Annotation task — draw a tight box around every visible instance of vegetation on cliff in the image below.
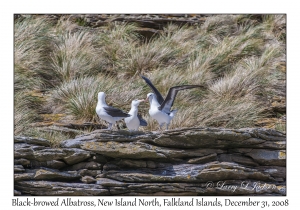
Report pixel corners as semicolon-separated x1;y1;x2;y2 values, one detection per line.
14;14;286;147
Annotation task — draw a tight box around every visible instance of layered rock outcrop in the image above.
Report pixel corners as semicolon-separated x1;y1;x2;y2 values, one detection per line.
14;127;286;196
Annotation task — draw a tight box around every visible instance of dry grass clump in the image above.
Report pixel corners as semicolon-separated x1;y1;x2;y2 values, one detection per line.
14;16;52;91
97;22;141;76
14;91;43;134
14;14;286;137
14;16;52;135
48;76;114;121
25;128;74;148
48;75;143;122
262;15;286;42
48;28;101;86
170;97;266;129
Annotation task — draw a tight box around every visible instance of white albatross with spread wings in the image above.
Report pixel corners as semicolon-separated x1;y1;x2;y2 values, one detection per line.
141;75;204;130
125;99;147;131
96;92;131;130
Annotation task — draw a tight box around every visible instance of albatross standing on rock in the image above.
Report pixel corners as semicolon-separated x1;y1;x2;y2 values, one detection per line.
141;75;204;130
125;99;147;131
96;92;130;130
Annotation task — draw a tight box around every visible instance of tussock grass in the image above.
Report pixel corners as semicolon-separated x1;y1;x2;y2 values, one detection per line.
49;76;114;121
97;22;141;76
262;15;286;42
14;91;43;135
48;30;101;85
123;40;180;77
48;75;143;122
14;16;52;91
170;97;266;129
14;14;286;137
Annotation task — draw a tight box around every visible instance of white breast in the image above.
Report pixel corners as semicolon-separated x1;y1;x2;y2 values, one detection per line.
149;106;171;125
125;116;140;130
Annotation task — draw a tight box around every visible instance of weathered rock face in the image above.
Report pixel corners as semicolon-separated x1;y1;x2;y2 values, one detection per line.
14;127;286;196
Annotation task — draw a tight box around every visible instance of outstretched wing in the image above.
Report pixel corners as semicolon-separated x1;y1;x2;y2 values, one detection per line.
159;85;204;114
103;107;131;117
140;75;164;105
138;114;147;126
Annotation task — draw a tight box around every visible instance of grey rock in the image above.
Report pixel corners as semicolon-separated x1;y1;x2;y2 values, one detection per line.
104;162;273;183
78;169;101;177
81;141;167;159
14;190;22;196
14;136;50;146
14;143;46;160
66;161;101;171
60;129;155;148
14;165;25;173
14;127;286;196
218;154;259;166
88;154;108;163
15;173;35;181
113;159;147;168
232;149;286;166
96;174;106;178
62;148;91;165
81;176;97;183
46;160;67;169
259;141;286;149
64;127;285;150
146;161;157;168
94;178;285;196
81;140;225;160
14;158;30;166
188;153;218;164
33;168;80;181
256;166;286;179
29;160;67;169
97;178;127;187
15;181;110;196
14;144;90;165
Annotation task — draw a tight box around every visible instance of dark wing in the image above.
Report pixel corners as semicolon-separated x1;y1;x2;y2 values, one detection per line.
103;106;131;117
138;114;147;126
158;85;204;114
140;75;164;105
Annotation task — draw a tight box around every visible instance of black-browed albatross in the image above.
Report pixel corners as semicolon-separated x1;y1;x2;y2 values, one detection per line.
96;92;130;130
141;75;204;130
125;99;147;131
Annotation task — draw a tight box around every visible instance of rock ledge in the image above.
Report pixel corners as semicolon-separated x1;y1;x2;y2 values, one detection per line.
14;127;286;196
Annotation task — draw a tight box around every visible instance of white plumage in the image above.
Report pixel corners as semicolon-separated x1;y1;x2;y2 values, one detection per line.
147;93;177;130
95;92;130;130
124;99;147;131
141;75;203;130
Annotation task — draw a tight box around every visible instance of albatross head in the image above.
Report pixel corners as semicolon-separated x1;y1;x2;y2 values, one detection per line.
131;99;145;107
98;92;106;103
145;93;156;103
